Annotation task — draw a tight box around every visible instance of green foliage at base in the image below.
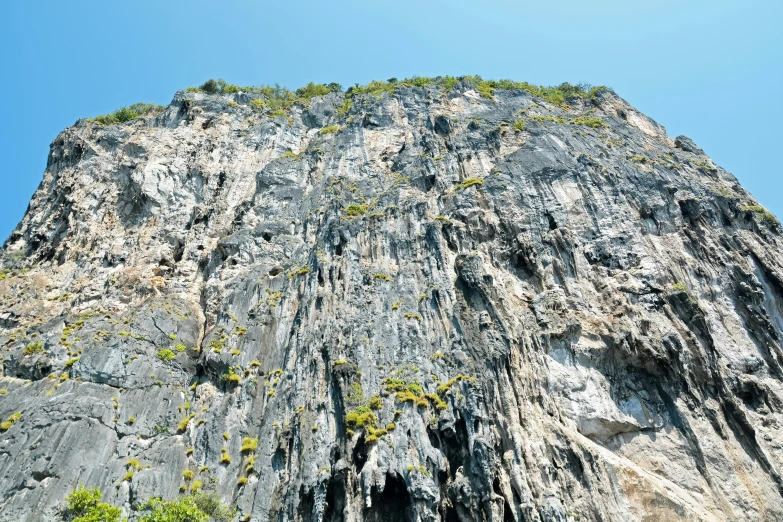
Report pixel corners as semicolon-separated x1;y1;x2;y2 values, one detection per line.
66;485;122;522
138;493;234;522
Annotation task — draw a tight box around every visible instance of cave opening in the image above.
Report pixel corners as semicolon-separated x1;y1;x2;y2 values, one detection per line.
322;476;347;522
364;473;411;522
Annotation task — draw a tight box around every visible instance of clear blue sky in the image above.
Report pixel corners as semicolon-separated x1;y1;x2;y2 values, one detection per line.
1;1;781;241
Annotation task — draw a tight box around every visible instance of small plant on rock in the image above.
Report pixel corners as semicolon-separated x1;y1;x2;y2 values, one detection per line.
23;341;43;356
157;349;176;362
241;437;258;453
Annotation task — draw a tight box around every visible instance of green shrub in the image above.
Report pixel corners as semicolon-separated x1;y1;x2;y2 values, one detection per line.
368;395;383;410
319;125;341;135
373;273;391;281
437;374;470;394
193;78;241;96
157;349;176;362
424;393;448;410
139;496;210;522
745;205;778;227
241;437;258;453
345;409;377;430
178;414;196;432
671;282;687;293
64;357;80;369
65;485;122;522
513;120;525;133
454;178;483;191
345;204;368;216
199;79;220;94
189;494;234;521
337;99;353;116
570;115;606;128
396;390;417;403
0;412;21;431
222;368;241;384
455;77;609;105
528;115;566;125
289;267;311;278
91;102;163;125
296;82;338;101
23;341;43;356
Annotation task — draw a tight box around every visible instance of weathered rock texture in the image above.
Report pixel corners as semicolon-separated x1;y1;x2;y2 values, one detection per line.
1;80;782;522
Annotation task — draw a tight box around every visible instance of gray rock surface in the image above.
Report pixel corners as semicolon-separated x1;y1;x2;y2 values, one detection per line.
1;79;782;521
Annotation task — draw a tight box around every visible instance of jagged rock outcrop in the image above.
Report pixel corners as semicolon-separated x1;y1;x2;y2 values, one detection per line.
1;78;782;521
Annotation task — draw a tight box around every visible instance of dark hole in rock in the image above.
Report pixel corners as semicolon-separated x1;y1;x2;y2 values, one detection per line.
173;242;185;263
427;425;440;449
272;447;287;472
493;477;516;522
323;475;347;522
262;232;272;242
269;267;283;277
298;486;315;522
442;417;471;479
364;473;411;522
352;437;368;473
443;504;460;522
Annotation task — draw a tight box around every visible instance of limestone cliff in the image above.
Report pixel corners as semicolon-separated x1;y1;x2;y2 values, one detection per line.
1;77;782;521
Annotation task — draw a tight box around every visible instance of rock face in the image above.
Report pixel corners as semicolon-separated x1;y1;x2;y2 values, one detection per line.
1;79;782;522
